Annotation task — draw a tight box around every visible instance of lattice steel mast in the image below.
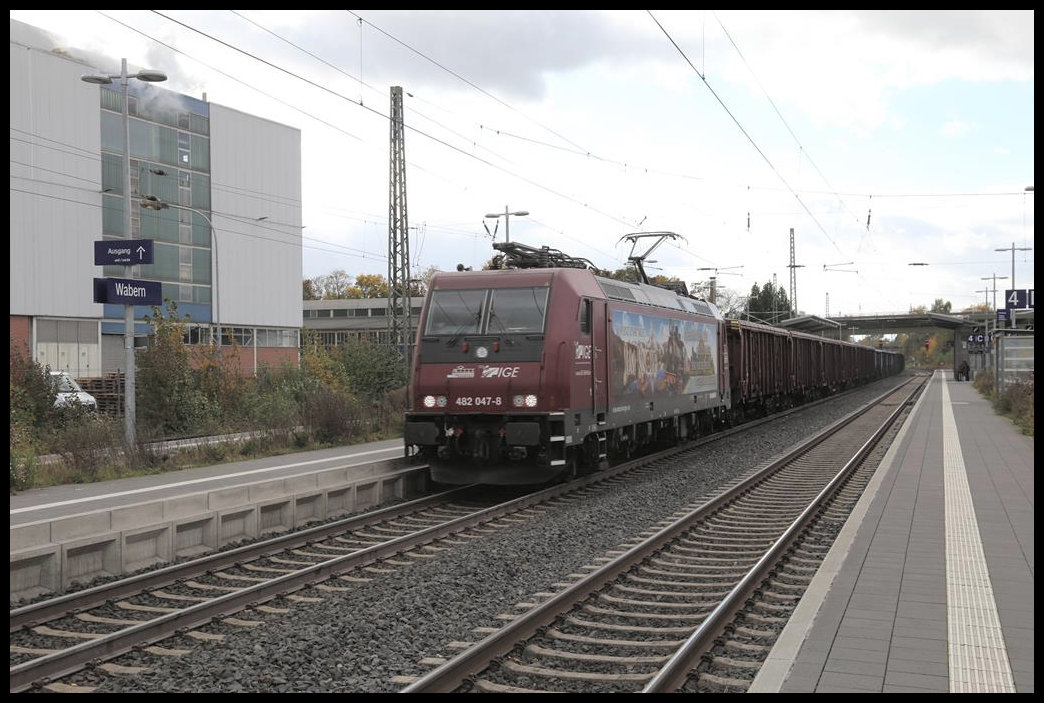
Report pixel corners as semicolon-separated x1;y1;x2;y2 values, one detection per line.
387;86;412;363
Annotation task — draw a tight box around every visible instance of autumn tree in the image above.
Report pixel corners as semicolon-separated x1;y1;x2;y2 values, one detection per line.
354;273;389;298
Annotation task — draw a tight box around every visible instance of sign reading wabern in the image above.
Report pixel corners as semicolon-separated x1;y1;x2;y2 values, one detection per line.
94;277;162;306
94;239;154;265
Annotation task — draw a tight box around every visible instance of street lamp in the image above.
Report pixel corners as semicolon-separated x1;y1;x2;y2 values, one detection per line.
994;242;1032;328
82;59;167;447
484;206;529;243
140;196;221;346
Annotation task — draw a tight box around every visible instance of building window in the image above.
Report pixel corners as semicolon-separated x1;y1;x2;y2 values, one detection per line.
178;131;190;165
179;247;192;282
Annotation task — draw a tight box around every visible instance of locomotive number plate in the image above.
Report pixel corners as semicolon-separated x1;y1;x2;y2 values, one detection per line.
455;396;503;407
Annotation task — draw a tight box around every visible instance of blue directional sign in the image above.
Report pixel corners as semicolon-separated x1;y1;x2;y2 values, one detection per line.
94;239;154;265
996;308;1009;325
94;277;162;306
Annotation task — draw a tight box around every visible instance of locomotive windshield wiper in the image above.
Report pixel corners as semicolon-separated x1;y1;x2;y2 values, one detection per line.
447;313;482;347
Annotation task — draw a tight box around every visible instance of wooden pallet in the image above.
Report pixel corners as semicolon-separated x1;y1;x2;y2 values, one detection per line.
77;373;124;414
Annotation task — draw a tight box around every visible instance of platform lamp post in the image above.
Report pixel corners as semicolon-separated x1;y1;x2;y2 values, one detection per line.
140;196;220;346
981;274;1008;333
82;59;167;447
484;206;529;243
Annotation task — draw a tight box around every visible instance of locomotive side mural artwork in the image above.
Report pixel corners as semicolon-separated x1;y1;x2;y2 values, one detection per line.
610;309;718;399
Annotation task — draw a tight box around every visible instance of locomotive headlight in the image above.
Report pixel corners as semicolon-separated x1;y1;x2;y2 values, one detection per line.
513;394;537;408
475;346;489;359
423;395;448;408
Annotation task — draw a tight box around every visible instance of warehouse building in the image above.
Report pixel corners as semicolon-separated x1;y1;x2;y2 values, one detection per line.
10;19;303;378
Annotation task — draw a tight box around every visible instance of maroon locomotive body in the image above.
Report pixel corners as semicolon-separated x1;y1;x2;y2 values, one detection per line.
404;243;903;485
404;265;730;484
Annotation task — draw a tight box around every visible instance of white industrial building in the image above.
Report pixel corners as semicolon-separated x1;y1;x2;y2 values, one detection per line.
10;19;303;377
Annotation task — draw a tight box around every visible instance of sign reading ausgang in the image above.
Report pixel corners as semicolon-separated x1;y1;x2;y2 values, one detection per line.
94;239;154;265
94;277;162;306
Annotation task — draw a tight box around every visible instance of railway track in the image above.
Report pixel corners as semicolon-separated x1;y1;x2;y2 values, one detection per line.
10;436;720;693
9;378;917;693
10;485;540;692
401;375;925;693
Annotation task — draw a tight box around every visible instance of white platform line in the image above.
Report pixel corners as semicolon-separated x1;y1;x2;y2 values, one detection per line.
941;371;1015;693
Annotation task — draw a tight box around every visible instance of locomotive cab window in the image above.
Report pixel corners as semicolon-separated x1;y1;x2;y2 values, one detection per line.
486;287;549;334
579;299;591;334
425;290;486;335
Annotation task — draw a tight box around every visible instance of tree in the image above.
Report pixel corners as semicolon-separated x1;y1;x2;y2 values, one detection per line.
354;273;390;298
338;338;408;401
930;299;952;314
138;301;206;437
412;265;440;296
605;266;640;283
746;281;792;325
302;278;319;301
692;279;746;318
321;270;353;299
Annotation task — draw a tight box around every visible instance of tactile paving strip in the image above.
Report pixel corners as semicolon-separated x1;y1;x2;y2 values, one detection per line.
941;375;1015;693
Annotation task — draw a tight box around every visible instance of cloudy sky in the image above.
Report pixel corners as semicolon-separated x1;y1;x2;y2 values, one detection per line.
11;10;1034;317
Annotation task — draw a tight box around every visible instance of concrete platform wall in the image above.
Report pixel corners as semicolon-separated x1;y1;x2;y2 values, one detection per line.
10;462;427;602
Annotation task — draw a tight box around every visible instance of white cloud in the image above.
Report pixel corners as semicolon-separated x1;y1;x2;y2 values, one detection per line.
11;9;1034;316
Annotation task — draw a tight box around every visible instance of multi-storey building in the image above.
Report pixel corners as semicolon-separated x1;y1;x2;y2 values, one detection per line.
10;19;303;377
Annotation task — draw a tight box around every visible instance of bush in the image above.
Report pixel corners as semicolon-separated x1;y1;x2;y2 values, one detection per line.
48;412;124;483
973;369;1033;437
10;338;57;429
301;386;362;445
999;376;1033;436
10;424;39;492
9;324;413;489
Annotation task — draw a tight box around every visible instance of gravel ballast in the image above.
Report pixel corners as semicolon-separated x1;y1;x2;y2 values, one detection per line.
69;379;905;693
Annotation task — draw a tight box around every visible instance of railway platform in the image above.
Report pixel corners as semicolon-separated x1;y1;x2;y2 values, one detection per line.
751;369;1034;693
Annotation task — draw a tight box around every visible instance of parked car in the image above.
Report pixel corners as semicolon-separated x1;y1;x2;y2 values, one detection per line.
50;371;98;411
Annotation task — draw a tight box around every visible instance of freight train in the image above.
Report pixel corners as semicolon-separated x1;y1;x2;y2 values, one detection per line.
404;236;904;485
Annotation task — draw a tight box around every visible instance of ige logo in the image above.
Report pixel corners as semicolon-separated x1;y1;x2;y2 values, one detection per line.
481;366;520;378
574;342;592;360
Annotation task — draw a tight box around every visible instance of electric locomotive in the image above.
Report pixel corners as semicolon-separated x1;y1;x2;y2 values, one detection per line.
404;236;731;485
